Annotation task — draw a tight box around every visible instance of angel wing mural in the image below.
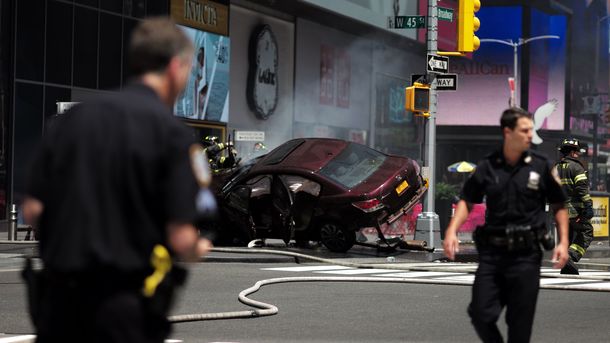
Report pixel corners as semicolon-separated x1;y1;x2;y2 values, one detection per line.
532;99;558;144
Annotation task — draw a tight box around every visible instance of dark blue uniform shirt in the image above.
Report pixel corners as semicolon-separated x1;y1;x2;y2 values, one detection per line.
27;84;199;274
461;148;566;229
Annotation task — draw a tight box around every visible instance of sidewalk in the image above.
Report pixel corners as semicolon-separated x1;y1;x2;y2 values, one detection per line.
2;235;610;269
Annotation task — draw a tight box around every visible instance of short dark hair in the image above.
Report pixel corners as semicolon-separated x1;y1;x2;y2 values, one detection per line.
127;17;193;76
500;107;532;130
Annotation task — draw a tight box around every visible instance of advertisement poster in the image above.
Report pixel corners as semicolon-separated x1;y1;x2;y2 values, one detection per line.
335;49;351;108
592;196;609;237
319;45;335;105
174;25;230;122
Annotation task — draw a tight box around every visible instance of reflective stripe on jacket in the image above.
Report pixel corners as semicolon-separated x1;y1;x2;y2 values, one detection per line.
555;156;592;218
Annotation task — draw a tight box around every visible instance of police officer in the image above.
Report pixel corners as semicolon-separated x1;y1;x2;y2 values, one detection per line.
556;138;594;275
443;108;569;343
203;135;237;171
22;18;212;343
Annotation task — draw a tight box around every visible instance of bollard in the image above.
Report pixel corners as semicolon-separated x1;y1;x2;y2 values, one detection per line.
8;204;17;241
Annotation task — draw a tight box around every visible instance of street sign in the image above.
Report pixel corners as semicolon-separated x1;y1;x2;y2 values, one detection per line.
438;7;454;22
236;131;265;141
436;73;458;91
411;74;426;85
388;15;426;29
427;54;449;74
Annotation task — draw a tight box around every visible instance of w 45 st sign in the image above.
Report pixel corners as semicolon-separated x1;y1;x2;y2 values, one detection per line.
388;15;426;29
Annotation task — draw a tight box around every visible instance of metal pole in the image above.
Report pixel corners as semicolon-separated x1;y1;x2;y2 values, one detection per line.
418;0;441;249
593;113;599;187
514;44;518;108
8;203;17;240
426;0;437;213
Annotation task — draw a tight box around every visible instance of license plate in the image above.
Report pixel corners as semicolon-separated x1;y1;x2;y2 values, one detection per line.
395;180;409;195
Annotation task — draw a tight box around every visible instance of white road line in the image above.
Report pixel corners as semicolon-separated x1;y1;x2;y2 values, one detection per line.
0;335;36;343
0;269;23;273
261;266;351;272
436;275;476;282
314;268;396;275
374;271;465;278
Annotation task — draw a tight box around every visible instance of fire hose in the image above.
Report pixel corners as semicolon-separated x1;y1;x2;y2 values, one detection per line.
168;247;610;323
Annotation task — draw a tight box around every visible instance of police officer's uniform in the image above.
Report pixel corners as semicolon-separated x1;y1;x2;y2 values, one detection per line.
26;83;200;343
462;148;566;343
555;139;594;274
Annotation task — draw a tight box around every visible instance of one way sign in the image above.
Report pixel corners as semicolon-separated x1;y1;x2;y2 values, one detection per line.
427;54;449;74
436;73;458;91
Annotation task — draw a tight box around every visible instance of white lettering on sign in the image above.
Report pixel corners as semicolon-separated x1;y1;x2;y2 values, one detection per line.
429;59;448;70
438;79;454;87
236;131;265;141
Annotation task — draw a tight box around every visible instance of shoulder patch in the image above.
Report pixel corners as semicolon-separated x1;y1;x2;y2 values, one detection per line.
189;143;212;187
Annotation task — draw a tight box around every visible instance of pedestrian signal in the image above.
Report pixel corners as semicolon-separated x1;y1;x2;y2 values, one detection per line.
405;82;430;116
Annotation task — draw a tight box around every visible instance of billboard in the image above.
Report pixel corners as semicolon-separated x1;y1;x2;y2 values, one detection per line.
427;6;567;129
174;25;230;122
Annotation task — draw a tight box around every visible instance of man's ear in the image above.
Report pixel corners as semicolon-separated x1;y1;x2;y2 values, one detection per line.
502;126;510;138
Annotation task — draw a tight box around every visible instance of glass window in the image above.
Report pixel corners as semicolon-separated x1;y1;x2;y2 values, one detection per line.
14;82;43;195
124;0;146;18
74;0;98;8
16;0;45;81
147;0;169;16
101;0;123;13
46;0;73;85
319;143;387;188
99;13;123;90
122;18;139;84
263;139;305;165
74;7;99;88
247;175;272;198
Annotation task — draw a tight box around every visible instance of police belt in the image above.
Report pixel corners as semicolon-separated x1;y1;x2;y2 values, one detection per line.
475;224;541;250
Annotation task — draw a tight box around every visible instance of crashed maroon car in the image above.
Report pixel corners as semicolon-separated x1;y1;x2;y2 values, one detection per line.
214;138;427;252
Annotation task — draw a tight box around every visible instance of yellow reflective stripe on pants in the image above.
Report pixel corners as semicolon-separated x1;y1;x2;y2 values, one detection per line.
569;243;586;257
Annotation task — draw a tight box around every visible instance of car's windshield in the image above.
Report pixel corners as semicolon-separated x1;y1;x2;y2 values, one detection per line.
319;143;386;188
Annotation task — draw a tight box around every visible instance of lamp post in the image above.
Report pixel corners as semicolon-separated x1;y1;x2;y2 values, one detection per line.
595;15;610;84
480;35;560;108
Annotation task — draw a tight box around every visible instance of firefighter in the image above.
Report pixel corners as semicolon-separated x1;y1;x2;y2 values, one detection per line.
556;138;594;275
203;136;237;171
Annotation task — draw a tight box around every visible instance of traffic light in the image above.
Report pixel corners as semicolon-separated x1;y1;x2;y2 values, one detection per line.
457;0;481;53
405;82;430;116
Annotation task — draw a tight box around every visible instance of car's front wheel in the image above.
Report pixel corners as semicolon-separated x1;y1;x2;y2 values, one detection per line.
319;221;355;253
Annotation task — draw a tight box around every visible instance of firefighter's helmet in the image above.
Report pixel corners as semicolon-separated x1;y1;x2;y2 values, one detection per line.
202;135;219;147
559;138;585;154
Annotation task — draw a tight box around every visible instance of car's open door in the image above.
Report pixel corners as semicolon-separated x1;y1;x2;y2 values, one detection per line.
224;185;255;241
271;176;294;244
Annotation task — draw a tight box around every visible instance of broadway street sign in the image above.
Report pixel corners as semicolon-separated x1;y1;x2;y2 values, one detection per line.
436;73;458;91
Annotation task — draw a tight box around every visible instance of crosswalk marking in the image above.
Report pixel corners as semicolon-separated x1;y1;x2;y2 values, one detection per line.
261;266;351;272
261;264;610;291
314;268;396;275
373;271;465;278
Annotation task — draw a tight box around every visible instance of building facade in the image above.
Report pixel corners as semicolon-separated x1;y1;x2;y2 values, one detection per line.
1;0;609;222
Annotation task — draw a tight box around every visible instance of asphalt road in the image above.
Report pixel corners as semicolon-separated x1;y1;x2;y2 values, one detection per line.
3;255;610;342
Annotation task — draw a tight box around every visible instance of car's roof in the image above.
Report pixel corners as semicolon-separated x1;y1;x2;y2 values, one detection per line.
253;138;349;173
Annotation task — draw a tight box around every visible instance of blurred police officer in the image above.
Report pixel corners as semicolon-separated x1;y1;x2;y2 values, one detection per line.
556;138;594;275
22;18;212;343
443;107;569;343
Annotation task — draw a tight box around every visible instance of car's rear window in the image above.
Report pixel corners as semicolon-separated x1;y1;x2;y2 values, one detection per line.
319;143;386;188
263;139;305;165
